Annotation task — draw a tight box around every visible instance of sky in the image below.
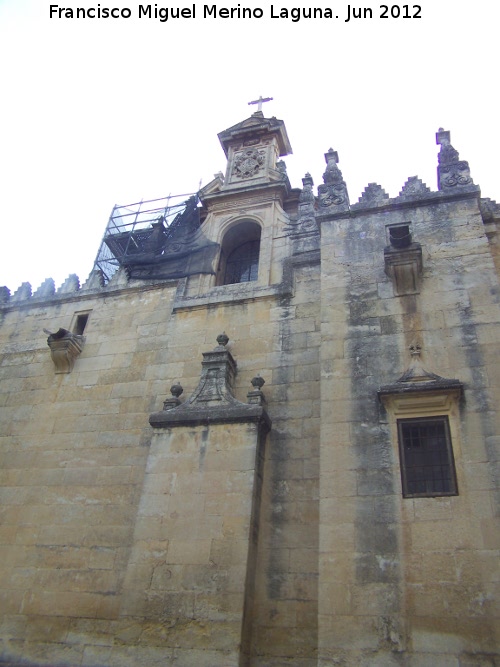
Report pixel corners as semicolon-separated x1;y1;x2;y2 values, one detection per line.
0;0;498;293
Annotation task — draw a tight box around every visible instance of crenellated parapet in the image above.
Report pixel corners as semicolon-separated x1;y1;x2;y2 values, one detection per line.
1;268;135;309
0;274;81;307
286;128;484;240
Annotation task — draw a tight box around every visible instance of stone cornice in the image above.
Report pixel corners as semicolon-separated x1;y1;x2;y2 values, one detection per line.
316;186;481;223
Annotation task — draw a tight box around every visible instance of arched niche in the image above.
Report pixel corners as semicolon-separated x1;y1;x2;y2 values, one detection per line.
216;220;262;286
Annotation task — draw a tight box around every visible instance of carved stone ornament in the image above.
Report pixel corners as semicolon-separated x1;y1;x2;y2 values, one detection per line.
285;173;319;237
44;328;85;374
150;334;271;430
299;173;315;205
248;376;266;406
233;149;266;179
318;148;349;209
163;382;184;410
436;128;473;190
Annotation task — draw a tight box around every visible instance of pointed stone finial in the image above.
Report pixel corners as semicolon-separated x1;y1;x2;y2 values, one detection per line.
163;382;184;410
216;332;229;348
286;172;318;236
216;331;229;347
170;382;184;398
299;173;315;204
302;172;314;188
318;149;349;211
251;375;265;390
436;128;474;190
323;148;339;176
248;374;266;405
277;160;288;179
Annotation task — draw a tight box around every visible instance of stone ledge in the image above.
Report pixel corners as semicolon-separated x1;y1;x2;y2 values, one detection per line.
149;403;271;430
378;378;463;398
172;251;320;312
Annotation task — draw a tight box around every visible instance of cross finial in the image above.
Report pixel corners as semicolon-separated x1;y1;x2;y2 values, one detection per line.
248;95;273;113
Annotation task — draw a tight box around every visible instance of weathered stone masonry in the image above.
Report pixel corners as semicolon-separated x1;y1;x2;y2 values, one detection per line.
0;114;499;666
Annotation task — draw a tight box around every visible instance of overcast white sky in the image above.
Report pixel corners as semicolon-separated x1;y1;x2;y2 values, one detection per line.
0;0;498;293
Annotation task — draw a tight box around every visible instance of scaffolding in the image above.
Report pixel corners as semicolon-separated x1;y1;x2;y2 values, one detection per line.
92;192;198;283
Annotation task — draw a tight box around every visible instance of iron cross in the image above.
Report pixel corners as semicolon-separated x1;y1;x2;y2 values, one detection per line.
248;96;273;112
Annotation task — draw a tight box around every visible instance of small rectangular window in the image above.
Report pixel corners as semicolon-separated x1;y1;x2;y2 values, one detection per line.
398;416;458;498
72;311;90;335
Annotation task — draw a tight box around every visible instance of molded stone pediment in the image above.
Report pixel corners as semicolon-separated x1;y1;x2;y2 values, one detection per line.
149;334;271;429
218;112;292;157
198;173;224;197
378;345;463;403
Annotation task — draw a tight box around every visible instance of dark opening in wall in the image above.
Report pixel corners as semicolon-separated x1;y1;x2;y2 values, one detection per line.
389;224;412;248
73;312;90;335
398;416;458;497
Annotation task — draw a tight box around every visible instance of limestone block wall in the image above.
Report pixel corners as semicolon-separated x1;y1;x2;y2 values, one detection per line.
249;261;321;667
118;421;266;667
0;254;322;666
0;282;178;665
0;186;497;667
318;194;500;666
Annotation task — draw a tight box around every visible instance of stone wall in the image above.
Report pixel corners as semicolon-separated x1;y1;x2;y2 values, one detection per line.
318;193;500;666
0;258;323;665
0;119;499;667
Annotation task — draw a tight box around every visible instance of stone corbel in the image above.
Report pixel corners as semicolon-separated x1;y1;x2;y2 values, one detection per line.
44;328;85;374
384;243;423;296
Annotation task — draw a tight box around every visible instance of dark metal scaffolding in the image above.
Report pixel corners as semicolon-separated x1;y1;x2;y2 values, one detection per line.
92;192;197;283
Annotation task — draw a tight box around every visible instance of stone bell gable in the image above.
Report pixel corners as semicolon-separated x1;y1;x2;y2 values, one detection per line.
0;115;499;667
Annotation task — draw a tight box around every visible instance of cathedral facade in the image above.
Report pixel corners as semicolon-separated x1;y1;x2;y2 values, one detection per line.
0;112;499;666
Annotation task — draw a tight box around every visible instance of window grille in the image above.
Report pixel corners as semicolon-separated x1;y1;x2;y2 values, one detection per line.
398;416;458;497
224;240;260;285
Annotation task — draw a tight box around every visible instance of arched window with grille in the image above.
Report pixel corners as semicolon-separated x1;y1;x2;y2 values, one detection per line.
217;221;261;286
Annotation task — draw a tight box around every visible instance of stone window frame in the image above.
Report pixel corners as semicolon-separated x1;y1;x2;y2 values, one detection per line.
385;221;413;248
379;387;463;500
215;218;264;288
397;414;458;498
71;309;91;335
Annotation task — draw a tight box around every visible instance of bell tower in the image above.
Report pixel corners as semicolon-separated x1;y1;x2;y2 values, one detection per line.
187;107;294;295
217;109;292;190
